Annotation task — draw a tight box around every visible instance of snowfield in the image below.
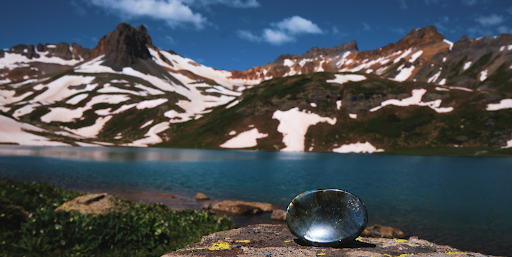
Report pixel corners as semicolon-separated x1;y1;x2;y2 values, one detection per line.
272;107;336;152
333;141;384;153
220;128;268;148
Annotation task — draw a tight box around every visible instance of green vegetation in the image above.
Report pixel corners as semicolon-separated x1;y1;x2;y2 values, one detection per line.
0;178;237;257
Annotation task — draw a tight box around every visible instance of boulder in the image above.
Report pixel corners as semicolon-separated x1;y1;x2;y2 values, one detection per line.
195;192;209;200
55;193;129;215
270;209;287;220
205;200;277;215
361;224;406;239
161;224;491;257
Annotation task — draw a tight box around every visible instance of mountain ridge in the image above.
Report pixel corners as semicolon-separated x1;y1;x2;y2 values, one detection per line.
1;23;511;156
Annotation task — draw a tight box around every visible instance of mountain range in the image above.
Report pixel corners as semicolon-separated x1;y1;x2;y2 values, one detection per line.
1;23;511;156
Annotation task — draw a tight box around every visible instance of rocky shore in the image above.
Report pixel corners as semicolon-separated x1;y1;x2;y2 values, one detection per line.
161;224;496;257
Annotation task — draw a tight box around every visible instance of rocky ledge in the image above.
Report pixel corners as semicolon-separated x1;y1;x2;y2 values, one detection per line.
161;224;494;257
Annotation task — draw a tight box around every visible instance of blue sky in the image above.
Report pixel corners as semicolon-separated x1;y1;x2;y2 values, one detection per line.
1;0;511;70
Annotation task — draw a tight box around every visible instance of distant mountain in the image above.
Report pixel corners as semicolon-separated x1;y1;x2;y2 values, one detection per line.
1;23;511;156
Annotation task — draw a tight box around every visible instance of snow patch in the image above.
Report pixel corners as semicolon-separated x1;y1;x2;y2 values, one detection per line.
479;70;488;81
128;122;170;147
67;116;113;138
0;115;68;146
435;87;450;91
41;107;84;123
370;89;453;113
428;70;441;83
0;52;82;70
448;86;473;92
226;100;239;109
336;100;342;110
326;74;366;84
443;39;453;50
66;94;88;105
502;139;512;149
486;99;512;111
272;107;336;152
140;120;154;129
333;141;384;153
310;103;317;107
439;78;446;85
393;65;415;81
349;113;357;119
136;98;168;109
394;48;412;64
33;75;96;103
220;128;268;148
463;61;472;71
409;51;423;62
229;130;236;136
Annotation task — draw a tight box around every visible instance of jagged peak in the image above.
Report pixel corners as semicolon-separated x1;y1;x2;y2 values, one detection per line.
273;40;358;63
394;25;445;50
88;22;153;68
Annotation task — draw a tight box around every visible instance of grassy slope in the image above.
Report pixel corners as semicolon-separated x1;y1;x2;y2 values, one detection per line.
156;72;512;157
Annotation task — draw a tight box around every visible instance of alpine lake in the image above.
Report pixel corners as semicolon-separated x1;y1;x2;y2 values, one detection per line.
0;145;510;256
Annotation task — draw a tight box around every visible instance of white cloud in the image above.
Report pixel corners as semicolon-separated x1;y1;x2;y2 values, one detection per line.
508;6;512;15
475;14;504;26
89;0;206;28
497;26;512;34
273;16;323;35
332;26;339;34
362;22;371;30
237;16;322;45
399;0;407;9
181;0;260;8
237;30;261;42
263;29;295;45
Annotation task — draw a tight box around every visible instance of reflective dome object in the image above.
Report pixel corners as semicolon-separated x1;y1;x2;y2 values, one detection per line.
286;189;368;246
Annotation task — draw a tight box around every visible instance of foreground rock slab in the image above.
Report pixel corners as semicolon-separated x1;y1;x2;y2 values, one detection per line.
162;224;494;257
204;200;278;215
55;193;129;215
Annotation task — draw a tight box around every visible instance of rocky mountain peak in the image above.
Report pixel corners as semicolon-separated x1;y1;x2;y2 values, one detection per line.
89;22;153;68
394;25;445;50
274;40;359;63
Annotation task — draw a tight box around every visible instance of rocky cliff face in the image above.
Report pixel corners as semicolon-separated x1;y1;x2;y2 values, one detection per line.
228;26;512;94
0;42;90;84
89;23;153;69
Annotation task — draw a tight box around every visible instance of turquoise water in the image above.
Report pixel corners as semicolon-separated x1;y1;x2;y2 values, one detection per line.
0;146;511;256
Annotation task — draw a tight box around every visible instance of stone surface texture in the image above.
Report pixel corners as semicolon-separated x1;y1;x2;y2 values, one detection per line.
270;209;287;220
161;224;495;257
203;200;278;215
55;193;129;215
362;224;407;239
195;192;210;200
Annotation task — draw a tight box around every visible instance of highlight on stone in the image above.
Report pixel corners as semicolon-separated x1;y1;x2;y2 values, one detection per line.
286;189;368;246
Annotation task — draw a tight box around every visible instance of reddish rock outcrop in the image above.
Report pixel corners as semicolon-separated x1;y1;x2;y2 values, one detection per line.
89;23;153;68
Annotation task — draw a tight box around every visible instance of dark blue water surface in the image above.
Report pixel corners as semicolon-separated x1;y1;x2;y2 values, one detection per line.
0;146;511;256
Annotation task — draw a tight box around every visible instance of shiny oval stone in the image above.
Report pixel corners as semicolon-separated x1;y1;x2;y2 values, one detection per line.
286;189;368;246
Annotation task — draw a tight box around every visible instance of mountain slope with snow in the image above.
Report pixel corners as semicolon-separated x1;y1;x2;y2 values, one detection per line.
1;23;511;156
